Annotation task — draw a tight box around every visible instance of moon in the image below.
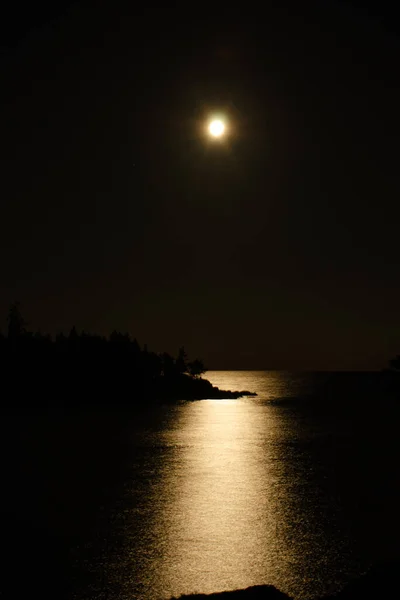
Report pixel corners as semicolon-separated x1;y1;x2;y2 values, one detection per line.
208;119;225;138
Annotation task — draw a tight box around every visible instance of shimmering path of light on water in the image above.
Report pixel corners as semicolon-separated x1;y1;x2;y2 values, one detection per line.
90;371;390;600
158;398;285;596
151;372;353;599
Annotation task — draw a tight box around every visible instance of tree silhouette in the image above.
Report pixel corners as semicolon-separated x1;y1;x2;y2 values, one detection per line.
187;358;206;378
0;302;250;405
7;302;26;345
176;346;188;374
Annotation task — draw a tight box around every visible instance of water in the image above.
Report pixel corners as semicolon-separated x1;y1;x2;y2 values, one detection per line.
64;370;399;600
3;371;400;600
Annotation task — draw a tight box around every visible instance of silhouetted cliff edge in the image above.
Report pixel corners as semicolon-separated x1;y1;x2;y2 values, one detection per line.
0;303;257;407
170;562;399;600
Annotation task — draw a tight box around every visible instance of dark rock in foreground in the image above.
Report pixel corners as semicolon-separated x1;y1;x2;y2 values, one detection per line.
171;586;290;600
170;561;400;600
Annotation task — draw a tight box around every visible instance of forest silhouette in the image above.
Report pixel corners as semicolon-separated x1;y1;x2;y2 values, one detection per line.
0;303;255;405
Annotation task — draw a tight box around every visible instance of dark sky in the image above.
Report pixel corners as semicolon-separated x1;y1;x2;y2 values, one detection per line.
1;0;400;370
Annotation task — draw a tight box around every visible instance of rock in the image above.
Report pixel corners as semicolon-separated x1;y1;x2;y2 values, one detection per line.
171;585;292;600
169;562;400;600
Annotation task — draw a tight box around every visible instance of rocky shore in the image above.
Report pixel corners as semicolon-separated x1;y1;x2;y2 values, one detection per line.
170;562;399;600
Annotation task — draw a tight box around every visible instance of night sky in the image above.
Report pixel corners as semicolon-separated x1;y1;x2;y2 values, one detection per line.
1;0;400;370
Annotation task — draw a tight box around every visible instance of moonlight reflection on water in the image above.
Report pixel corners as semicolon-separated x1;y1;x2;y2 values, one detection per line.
159;398;284;595
81;371;391;600
110;372;355;600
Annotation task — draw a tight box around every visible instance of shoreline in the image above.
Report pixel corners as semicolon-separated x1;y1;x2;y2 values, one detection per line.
170;561;399;600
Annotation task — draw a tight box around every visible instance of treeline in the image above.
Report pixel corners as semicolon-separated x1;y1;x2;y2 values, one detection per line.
1;302;205;378
0;303;216;406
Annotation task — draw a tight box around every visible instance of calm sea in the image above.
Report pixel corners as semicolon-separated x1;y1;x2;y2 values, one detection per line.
15;371;399;600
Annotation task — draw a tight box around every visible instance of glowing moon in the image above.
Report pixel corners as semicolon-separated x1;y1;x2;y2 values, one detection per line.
208;119;225;138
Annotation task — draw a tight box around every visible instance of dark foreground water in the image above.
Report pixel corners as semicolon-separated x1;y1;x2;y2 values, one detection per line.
1;371;400;600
